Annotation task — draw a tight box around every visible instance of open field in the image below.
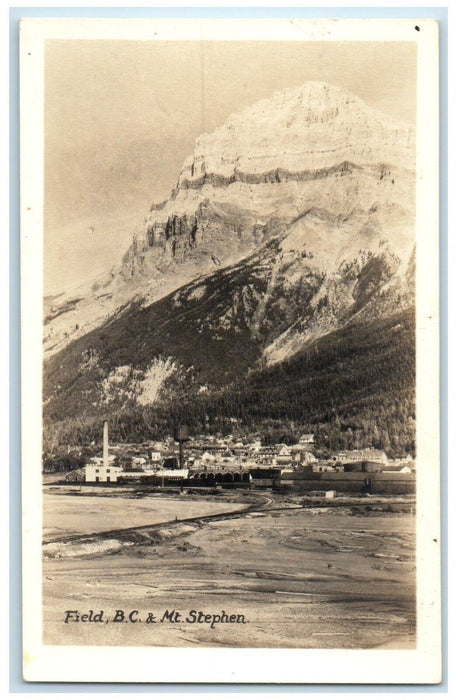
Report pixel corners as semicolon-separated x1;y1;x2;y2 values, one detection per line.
43;490;416;649
43;489;248;540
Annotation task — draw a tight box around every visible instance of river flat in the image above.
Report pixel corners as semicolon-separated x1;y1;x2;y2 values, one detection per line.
42;491;416;649
43;491;247;540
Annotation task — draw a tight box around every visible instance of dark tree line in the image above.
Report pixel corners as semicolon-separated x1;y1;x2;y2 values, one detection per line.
44;309;416;459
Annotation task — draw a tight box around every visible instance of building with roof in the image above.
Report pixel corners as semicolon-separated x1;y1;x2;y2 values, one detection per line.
335;449;388;465
299;434;315;445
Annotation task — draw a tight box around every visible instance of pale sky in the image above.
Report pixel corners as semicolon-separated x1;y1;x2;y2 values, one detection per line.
45;40;416;295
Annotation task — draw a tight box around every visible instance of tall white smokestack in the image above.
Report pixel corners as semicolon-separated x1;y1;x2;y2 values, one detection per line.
103;420;109;471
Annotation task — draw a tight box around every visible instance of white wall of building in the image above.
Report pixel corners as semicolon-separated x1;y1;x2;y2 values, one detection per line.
85;464;123;483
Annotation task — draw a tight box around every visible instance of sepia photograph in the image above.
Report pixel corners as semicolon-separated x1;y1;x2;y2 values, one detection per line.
20;17;441;683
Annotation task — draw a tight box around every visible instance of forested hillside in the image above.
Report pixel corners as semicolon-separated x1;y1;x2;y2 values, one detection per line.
44;308;415;457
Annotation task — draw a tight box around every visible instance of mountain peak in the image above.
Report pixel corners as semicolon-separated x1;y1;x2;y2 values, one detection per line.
44;81;415;358
244;80;362;113
180;81;414;188
212;80;407;134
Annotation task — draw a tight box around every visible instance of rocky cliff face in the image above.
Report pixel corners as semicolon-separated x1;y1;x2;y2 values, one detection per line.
141;82;414;273
44;81;415;397
176;81;413;179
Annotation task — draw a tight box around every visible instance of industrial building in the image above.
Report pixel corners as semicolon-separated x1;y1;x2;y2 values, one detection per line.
79;421;415;494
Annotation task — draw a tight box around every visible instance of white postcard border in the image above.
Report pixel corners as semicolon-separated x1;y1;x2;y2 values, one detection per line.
20;17;441;684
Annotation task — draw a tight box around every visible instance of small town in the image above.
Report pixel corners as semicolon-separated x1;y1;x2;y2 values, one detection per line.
43;420;417;650
58;421;415;496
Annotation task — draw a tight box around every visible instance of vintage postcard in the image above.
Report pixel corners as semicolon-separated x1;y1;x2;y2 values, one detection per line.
20;17;441;683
